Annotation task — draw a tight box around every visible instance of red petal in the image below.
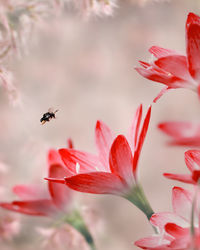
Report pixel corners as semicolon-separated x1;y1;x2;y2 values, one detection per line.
163;173;194;184
150;212;188;231
155;55;192;83
172;187;193;221
169;137;200;147
13;184;48;200
59;149;102;174
158;121;200;139
67;138;73;149
169;237;190;249
132;106;151;175
138;61;151;68
0;199;56;216
185;150;200;172
64;172;125;195
95;120;114;169
186;13;200;80
186;12;200;27
48;164;71;210
45;177;65;184
149;46;177;58
135;67;179;86
153;86;171;103
165;223;188;237
109;135;133;187
48;149;64;167
192;170;200;182
135;235;170;249
128;104;142;151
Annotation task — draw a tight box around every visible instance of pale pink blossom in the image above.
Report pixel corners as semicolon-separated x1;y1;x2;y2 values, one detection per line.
0;214;21;241
71;0;117;18
37;224;90;250
0;68;21;106
135;187;200;249
80;206;104;238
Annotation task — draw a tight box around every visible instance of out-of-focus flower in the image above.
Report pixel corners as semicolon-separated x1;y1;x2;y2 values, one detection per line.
80;205;104;238
0;0;54;105
126;0;171;7
37;224;90;250
0;159;21;242
135;186;200;250
0;68;21;106
46;105;154;219
0;147;97;250
0;213;21;241
0;149;72;216
0;160;10;200
135;12;200;102
164;150;200;184
158;121;200;147
69;0;117;18
0;0;118;105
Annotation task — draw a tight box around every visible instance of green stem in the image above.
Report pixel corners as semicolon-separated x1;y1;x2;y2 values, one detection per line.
64;210;96;250
190;180;200;238
190;191;196;236
123;184;157;233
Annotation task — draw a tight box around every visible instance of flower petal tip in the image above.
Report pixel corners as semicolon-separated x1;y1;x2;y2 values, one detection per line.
44;177;65;184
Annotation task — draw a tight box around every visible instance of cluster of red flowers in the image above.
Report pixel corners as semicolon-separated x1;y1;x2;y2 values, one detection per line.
2;9;200;250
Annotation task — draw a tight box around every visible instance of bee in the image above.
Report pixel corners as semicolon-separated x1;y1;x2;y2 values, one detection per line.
40;108;58;125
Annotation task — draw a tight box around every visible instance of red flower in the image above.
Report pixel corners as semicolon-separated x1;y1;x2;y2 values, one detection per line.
135;13;200;102
47;105;151;195
135;187;200;250
0;149;72;216
46;105;154;219
164;150;200;184
158;121;200;146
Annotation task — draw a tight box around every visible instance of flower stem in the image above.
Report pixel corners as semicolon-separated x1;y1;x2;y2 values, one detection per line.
123;184;157;233
64;210;96;250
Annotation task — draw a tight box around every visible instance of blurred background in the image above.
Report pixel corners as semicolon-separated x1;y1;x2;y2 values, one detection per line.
0;0;200;249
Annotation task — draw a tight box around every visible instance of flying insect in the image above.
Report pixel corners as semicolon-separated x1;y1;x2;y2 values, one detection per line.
40;108;58;125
